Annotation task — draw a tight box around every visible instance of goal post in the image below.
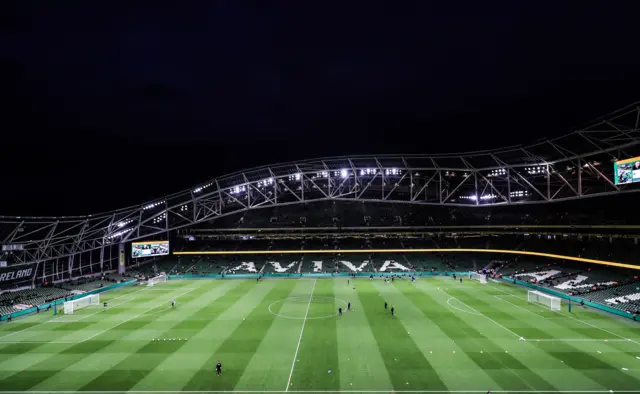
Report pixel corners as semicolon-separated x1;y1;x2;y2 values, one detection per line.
528;290;561;311
63;294;100;315
147;275;167;287
471;272;488;284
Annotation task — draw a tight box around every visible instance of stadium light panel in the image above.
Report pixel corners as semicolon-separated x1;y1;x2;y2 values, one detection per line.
117;219;133;228
143;201;165;210
340;169;348;178
107;227;133;239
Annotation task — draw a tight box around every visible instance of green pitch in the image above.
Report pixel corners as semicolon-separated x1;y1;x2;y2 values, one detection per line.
0;277;639;393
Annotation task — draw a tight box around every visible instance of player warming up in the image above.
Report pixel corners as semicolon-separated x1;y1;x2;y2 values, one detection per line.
216;360;222;376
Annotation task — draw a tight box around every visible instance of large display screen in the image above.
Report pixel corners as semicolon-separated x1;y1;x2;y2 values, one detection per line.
614;156;640;185
132;240;169;258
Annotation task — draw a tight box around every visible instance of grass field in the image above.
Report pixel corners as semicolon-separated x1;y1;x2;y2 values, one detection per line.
0;277;639;393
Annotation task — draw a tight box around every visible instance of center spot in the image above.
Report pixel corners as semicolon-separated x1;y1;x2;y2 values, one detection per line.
268;296;348;320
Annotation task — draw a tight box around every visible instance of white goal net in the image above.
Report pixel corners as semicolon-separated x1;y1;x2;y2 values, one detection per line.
528;290;561;311
147;275;167;287
63;294;100;315
471;272;488;284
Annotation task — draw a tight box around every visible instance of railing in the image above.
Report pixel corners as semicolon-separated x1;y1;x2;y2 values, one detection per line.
501;276;636;320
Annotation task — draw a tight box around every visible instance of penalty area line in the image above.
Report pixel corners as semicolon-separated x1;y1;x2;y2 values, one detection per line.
79;286;199;343
436;287;523;339
493;295;547;319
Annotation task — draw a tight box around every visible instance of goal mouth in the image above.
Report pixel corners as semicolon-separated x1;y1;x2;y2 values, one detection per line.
471;272;488;284
63;294;100;315
147;275;167;287
528;290;562;311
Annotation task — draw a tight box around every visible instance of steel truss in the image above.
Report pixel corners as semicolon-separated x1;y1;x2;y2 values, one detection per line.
1;102;640;269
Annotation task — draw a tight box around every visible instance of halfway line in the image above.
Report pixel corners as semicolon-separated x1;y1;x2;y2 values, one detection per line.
285;279;317;391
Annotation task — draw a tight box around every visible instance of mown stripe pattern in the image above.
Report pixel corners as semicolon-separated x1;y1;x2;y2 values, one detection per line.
0;277;639;392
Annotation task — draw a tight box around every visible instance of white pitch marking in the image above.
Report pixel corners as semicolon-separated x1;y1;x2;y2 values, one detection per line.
80;286;199;343
493;295;545;319
59;297;138;323
0;340;79;344
1;390;640;393
528;338;630;342
445;297;481;316
436;287;522;339
566;315;640;347
0;286;147;341
285;279;316;392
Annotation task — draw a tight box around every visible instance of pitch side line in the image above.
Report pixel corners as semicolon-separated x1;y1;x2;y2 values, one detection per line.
567;315;640;347
285;279;317;392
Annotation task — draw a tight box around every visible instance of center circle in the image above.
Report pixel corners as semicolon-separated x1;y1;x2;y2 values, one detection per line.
268;296;348;320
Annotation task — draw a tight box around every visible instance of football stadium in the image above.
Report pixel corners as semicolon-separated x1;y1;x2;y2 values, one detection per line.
2;104;640;394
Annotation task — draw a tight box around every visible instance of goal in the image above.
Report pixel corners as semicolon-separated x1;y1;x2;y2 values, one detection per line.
471;272;488;284
147;275;167;287
63;294;99;315
528;290;561;311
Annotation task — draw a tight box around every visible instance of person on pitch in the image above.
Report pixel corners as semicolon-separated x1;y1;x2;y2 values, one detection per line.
391;306;395;316
103;301;107;310
384;301;388;310
347;302;351;311
216;360;222;376
171;299;175;308
338;307;343;316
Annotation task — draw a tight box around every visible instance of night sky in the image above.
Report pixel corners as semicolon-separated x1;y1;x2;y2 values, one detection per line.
2;2;640;216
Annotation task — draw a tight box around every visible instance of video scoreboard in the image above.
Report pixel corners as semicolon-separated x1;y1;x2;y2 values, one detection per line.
614;156;640;185
131;240;170;258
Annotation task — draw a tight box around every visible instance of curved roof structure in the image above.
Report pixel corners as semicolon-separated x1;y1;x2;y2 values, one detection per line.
1;102;639;266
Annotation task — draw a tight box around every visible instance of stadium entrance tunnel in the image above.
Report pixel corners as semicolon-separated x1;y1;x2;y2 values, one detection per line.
268;296;348;320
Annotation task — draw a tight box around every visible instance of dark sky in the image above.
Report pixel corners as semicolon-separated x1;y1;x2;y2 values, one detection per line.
1;2;640;216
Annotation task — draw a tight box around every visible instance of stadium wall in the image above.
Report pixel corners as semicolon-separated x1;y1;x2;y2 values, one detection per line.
168;271;473;280
0;279;137;321
174;248;640;270
502;276;636;320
